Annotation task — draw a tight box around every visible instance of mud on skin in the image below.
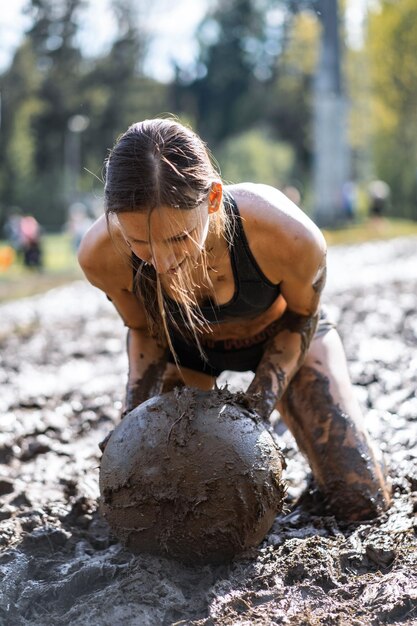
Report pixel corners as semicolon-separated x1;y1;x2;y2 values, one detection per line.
0;247;416;625
125;334;169;414
282;365;390;520
247;309;319;420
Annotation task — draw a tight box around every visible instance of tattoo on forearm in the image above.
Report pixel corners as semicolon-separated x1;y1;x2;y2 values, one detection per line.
248;310;319;420
282;310;319;368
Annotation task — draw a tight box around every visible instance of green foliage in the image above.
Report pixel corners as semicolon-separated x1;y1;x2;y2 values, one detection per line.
8;98;43;193
0;41;43;219
172;1;315;189
0;0;319;231
0;0;167;230
264;11;319;180
4;0;414;230
174;0;268;144
0;232;82;302
367;0;417;218
173;0;294;145
216;129;294;187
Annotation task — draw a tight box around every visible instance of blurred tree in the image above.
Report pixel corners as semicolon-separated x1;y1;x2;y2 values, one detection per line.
0;0;169;230
215;128;294;187
346;44;373;190
311;0;350;226
0;0;85;228
79;0;168;202
172;0;292;145
0;41;43;223
367;0;417;219
83;0;145;152
171;1;321;201
265;10;320;188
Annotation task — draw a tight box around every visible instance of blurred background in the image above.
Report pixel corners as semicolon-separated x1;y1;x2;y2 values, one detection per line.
1;0;417;298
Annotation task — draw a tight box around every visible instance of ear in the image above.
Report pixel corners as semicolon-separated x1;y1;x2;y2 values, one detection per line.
208;182;223;214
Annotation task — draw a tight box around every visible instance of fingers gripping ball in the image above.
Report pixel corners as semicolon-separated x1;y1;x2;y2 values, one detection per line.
99;387;286;564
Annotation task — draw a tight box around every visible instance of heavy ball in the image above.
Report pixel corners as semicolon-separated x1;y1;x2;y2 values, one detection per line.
99;387;285;564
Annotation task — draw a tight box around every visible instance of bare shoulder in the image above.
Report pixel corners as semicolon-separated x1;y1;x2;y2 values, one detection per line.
227;183;326;284
78;215;148;329
77;214;132;292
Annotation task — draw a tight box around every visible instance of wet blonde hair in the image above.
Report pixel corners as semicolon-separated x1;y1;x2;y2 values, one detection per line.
104;118;229;358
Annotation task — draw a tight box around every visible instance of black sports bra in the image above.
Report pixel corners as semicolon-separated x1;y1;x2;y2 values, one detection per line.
132;191;281;325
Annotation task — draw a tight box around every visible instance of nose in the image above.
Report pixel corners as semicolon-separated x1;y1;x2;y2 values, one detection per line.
151;249;177;274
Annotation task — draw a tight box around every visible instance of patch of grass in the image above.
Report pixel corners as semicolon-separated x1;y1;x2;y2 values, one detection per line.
322;217;417;246
0;233;83;303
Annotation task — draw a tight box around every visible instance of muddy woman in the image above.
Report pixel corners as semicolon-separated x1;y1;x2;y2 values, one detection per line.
78;117;391;521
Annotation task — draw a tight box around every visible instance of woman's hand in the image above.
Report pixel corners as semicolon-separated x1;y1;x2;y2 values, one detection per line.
247;309;319;421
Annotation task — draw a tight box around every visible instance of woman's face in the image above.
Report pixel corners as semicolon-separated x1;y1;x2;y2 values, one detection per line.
117;204;210;275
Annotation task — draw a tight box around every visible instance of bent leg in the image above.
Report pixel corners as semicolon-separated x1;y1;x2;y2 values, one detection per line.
277;328;391;521
161;363;216;392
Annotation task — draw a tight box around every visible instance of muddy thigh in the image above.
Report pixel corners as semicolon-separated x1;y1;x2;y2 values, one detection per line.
277;328;391;521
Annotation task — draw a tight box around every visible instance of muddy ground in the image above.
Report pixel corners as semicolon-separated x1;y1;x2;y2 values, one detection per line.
0;236;416;626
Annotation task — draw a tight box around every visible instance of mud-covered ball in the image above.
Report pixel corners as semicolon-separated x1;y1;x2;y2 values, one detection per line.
99;387;286;564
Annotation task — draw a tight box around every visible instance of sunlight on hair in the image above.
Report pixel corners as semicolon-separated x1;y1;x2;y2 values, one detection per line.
149;204;215;366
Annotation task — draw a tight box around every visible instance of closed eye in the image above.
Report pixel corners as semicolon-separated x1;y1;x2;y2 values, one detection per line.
170;228;196;243
128;227;197;245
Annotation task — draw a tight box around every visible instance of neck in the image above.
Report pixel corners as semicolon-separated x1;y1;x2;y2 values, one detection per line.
204;218;227;267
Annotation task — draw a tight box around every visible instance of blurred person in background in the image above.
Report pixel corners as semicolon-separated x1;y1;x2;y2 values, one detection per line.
66;202;94;251
4;210;23;261
341;180;357;222
20;214;43;269
282;185;301;207
368;180;390;223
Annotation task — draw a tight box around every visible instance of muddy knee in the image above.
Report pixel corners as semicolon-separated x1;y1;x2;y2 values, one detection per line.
278;366;391;520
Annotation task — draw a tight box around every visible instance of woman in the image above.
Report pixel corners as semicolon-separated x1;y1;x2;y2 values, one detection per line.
78;118;391;521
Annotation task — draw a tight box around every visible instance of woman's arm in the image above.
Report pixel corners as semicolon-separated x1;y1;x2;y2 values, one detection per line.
124;326;168;414
247;219;327;420
78;217;168;415
247;310;320;420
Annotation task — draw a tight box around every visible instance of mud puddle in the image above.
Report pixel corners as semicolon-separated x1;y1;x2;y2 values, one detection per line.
0;238;416;625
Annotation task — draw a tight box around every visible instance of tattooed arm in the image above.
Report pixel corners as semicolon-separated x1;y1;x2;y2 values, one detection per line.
247;233;327;421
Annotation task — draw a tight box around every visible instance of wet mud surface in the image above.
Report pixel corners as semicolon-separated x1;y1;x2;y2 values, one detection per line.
1;236;417;625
